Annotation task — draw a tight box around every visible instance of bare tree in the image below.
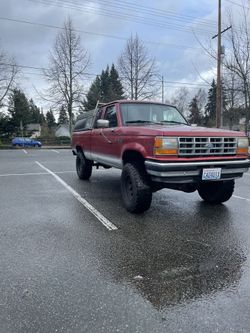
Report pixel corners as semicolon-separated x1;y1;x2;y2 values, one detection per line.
224;7;250;134
118;34;158;100
195;88;207;114
0;49;18;108
223;69;243;129
169;87;191;117
44;17;90;133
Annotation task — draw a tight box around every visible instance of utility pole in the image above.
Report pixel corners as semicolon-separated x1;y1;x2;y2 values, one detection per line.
161;76;164;103
216;0;222;128
212;1;231;128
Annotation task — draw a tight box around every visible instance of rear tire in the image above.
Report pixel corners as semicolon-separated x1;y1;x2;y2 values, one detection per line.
121;162;152;213
76;151;92;180
198;180;235;204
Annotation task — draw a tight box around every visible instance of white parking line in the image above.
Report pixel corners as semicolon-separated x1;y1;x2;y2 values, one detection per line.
35;161;118;231
0;172;48;177
23;149;27;154
52;150;60;154
0;171;75;177
233;195;250;202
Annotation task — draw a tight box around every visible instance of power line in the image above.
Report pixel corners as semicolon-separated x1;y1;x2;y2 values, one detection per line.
225;0;250;10
51;0;242;35
22;71;209;88
2;62;209;87
29;0;217;35
44;0;247;37
0;16;201;50
52;0;218;29
38;0;218;27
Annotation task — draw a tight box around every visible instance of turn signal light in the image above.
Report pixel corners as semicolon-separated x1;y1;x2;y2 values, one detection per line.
237;147;248;155
154;137;178;155
237;138;249;155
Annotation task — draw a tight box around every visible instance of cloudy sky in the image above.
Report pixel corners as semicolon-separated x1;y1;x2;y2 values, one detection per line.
0;0;244;110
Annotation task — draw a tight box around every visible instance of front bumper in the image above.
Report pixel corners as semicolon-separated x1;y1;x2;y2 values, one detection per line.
145;159;250;183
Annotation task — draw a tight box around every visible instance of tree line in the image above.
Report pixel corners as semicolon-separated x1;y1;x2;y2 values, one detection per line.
0;88;72;138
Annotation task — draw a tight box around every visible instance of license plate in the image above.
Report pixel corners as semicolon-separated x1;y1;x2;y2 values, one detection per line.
202;168;221;180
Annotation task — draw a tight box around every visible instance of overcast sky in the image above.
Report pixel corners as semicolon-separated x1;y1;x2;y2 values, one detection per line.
0;0;244;110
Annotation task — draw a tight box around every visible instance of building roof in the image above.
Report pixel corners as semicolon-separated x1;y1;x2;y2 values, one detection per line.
26;123;41;131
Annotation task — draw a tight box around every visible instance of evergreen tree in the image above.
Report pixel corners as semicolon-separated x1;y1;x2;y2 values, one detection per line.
204;79;227;127
58;105;69;125
83;64;124;110
39;109;46;125
84;76;101;110
100;66;111;101
204;79;217;126
46;109;56;128
188;96;203;125
109;63;124;100
29;99;42;123
8;89;31;133
0;113;14;138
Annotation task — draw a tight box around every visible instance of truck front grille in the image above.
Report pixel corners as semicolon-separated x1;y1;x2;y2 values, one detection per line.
178;137;237;157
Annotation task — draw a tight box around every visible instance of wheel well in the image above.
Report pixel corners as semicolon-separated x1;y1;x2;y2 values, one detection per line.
122;150;145;167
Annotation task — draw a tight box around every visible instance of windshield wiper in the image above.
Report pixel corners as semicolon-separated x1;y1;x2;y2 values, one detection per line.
160;120;188;125
125;120;162;124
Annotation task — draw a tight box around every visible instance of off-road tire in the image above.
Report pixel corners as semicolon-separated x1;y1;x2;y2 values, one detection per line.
198;180;235;204
121;162;152;213
76;151;92;180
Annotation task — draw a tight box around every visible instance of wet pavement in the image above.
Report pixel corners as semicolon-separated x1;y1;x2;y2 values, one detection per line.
0;149;250;333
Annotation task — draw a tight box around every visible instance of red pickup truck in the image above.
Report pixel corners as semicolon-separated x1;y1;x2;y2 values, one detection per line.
72;100;250;213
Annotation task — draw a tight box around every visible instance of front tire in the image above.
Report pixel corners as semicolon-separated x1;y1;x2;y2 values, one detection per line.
121;163;152;213
76;151;92;180
198;180;235;204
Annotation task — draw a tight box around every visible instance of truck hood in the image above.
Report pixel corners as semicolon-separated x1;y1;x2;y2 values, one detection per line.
125;124;246;137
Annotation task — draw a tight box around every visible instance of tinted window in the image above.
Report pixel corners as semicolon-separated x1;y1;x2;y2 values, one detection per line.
74;111;95;131
104;106;117;127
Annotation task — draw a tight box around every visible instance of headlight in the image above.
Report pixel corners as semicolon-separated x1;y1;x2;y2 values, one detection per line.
154;136;178;155
237;137;249;154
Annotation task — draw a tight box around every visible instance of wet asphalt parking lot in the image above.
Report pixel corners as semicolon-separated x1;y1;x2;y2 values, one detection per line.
0;148;250;333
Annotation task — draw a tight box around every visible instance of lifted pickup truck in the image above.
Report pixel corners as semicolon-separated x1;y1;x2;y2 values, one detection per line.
72;100;250;213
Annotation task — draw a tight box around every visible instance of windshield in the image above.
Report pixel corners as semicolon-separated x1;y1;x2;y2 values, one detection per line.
120;103;188;126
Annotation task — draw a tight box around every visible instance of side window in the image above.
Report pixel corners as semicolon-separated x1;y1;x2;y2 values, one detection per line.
74;111;95;131
104;106;117;128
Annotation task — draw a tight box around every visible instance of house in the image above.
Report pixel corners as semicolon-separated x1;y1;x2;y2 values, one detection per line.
26;123;41;138
55;124;70;137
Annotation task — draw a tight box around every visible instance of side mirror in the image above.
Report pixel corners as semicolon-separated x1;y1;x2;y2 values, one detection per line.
97;119;109;128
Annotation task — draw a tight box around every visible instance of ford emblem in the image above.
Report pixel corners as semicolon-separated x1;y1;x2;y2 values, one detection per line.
204;143;214;149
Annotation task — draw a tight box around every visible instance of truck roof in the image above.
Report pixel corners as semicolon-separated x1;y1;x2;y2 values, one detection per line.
98;100;175;108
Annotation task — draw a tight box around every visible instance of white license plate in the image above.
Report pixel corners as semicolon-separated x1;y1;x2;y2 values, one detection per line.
202;168;221;180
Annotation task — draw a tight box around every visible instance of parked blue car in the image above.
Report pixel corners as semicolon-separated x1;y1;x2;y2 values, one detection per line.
12;137;42;148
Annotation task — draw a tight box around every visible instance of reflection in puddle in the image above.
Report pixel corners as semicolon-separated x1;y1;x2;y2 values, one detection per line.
98;201;246;310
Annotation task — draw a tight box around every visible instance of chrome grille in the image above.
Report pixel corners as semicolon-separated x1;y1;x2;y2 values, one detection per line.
178;137;237;157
